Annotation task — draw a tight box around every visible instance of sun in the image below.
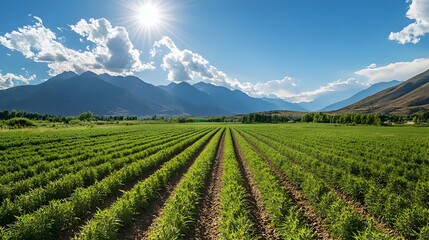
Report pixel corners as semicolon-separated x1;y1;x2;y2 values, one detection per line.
139;4;160;27
120;0;183;44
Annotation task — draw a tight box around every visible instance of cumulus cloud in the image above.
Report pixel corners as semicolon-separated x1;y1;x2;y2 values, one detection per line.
70;18;151;74
355;58;429;83
389;0;429;44
253;76;300;98
0;16;153;76
0;72;36;89
152;36;255;92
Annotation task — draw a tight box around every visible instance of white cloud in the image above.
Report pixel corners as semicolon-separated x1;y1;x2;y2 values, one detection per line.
389;0;429;44
152;36;255;92
355;58;429;83
258;78;364;103
0;72;36;89
33;16;43;25
367;63;377;69
70;18;152;74
0;16;153;76
253;76;300;98
289;78;365;102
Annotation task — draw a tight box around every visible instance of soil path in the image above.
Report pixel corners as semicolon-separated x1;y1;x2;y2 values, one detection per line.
193;130;226;239
231;131;279;240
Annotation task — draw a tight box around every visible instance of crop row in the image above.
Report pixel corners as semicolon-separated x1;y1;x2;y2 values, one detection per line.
0;128;187;193
0;127;174;175
146;129;224;239
240;126;428;239
0;127;200;200
232;130;316;239
0;126;142;151
75;128;219;240
0;127;216;239
253;127;428;198
218;128;256;239
0;128;205;226
236;129;393;239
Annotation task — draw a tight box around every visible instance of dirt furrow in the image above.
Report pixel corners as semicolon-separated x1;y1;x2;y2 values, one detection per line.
236;130;333;240
119;129;220;240
193;130;226;240
231;131;279;240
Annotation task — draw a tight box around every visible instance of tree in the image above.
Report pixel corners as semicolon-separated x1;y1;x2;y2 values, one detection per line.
79;111;94;121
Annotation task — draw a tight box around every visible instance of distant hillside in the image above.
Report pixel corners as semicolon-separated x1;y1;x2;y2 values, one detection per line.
321;80;401;112
98;74;202;115
0;72;303;117
159;82;231;115
0;71;155;116
340;69;429;115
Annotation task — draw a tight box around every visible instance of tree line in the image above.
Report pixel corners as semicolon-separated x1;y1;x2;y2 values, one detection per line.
241;111;429;125
301;112;382;125
0;110;138;123
241;114;295;123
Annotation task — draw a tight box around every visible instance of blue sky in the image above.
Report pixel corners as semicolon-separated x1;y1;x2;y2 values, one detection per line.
1;0;429;104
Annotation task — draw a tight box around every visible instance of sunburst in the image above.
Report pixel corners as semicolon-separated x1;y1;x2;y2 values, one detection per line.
119;0;184;45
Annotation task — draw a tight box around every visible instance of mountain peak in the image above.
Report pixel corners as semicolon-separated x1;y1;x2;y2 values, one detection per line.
177;81;192;86
79;71;99;78
46;71;78;82
58;71;78;78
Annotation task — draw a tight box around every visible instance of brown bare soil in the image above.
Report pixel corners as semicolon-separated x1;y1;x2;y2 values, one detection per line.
235;130;333;240
193;130;226;240
231;131;280;240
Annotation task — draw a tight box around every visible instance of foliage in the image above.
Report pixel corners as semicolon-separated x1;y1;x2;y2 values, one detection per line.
241;111;429;125
78;112;94;121
241;113;293;123
147;129;223;239
233;130;315;239
301;112;382;125
237;124;429;239
0;124;428;239
0;125;214;239
7;118;36;128
76;128;218;239
218;128;257;240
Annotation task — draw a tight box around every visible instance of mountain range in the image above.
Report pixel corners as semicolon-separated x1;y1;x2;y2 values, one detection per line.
0;71;305;116
1;69;428;116
321;80;402;112
340;69;429;115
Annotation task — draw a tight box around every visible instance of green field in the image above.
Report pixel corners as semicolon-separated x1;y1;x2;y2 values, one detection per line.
0;123;428;239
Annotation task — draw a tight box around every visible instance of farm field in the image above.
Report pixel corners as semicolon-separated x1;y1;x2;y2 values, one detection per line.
0;124;428;240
